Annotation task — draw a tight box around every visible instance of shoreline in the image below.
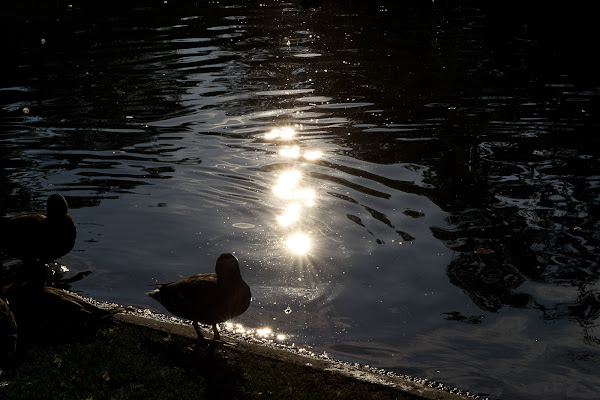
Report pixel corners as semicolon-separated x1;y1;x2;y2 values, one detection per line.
116;312;477;399
0;280;481;400
1;306;476;399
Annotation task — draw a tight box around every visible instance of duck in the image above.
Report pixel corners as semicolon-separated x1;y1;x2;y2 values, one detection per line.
0;194;77;262
1;259;48;295
0;296;18;364
4;284;121;343
146;253;251;342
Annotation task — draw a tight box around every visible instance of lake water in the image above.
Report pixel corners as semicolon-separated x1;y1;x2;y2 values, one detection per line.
1;1;599;398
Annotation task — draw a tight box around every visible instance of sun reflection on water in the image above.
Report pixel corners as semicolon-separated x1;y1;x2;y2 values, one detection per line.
266;125;320;256
265;126;296;140
278;146;324;162
279;145;300;158
272;170;316;208
286;232;311;254
302;150;323;161
277;202;302;227
273;170;302;200
293;188;316;207
256;327;272;337
223;322;287;341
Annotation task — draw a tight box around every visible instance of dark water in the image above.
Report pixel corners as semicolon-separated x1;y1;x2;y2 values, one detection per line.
2;1;600;398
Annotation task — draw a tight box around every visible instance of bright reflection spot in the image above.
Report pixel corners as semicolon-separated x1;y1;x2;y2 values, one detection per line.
265;131;278;140
279;127;296;140
266;123;321;256
273;170;316;206
286;233;311;255
277;202;302;227
273;170;302;199
265;126;296;140
256;327;272;337
303;150;323;161
294;188;316;207
224;322;247;334
222;322;288;341
279;145;300;159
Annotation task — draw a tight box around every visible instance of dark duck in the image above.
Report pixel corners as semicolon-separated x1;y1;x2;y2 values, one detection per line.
4;285;120;343
147;253;251;342
0;295;18;365
0;194;76;262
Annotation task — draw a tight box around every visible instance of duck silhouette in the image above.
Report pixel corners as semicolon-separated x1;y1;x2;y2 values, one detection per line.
0;296;17;364
0;194;76;262
147;253;251;342
4;283;121;343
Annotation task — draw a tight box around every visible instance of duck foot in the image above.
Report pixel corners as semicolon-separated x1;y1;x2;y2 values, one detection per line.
211;323;220;341
208;324;237;347
191;321;211;344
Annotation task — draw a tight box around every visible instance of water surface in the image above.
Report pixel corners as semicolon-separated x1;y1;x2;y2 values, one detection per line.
1;1;599;398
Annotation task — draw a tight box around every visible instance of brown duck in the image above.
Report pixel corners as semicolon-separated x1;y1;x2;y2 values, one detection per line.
146;253;251;341
0;194;76;262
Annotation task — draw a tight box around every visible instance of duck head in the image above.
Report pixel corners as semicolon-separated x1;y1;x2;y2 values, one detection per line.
46;194;69;219
215;253;241;278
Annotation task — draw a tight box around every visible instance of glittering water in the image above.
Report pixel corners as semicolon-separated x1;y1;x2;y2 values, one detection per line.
1;1;600;398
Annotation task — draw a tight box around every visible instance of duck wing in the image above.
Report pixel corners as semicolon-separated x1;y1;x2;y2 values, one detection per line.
147;273;220;323
0;213;46;258
0;213;75;261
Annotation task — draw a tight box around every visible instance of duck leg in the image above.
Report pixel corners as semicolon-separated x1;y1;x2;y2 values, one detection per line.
212;323;220;341
192;321;205;342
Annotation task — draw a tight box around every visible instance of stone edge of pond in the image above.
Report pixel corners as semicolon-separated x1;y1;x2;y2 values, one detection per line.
115;312;480;400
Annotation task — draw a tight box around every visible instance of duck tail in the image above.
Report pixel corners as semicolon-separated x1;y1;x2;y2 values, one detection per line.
145;287;161;299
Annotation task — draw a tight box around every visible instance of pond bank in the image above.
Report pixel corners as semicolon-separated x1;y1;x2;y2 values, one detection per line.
1;312;472;400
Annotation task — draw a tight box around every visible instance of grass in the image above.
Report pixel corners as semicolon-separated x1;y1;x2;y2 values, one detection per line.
1;322;423;400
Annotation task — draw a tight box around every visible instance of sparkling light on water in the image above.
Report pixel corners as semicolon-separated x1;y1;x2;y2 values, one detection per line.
273;170;316;206
267;125;320;256
302;150;323;161
286;232;311;255
265;126;296;140
293;188;315;207
277;202;302;227
222;322;287;342
279;145;300;158
273;169;302;200
256;327;272;337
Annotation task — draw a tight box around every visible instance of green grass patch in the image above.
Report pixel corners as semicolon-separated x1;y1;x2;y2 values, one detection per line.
1;324;418;400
